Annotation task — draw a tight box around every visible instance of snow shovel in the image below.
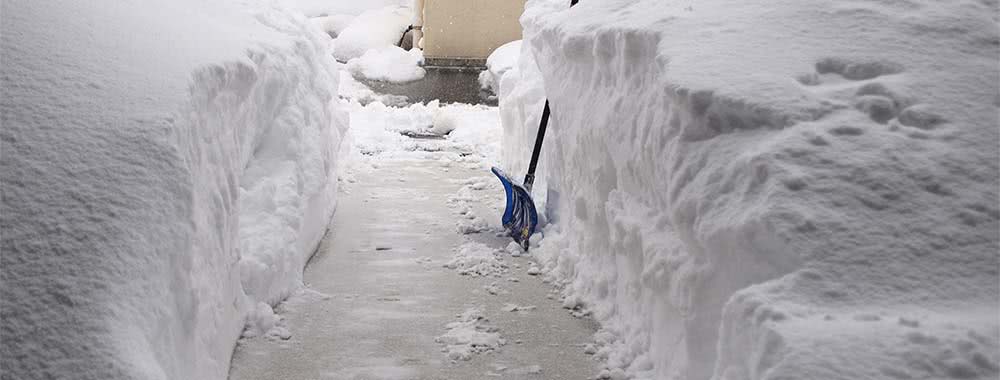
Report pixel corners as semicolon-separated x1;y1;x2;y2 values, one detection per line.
491;0;578;250
491;101;551;251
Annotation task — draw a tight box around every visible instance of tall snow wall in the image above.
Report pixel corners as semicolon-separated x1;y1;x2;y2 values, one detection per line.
1;1;347;379
500;0;1000;379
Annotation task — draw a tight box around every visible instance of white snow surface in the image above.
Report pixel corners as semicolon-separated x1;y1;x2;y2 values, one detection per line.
347;46;426;83
501;0;1000;379
332;5;412;62
342;98;501;167
480;40;523;94
1;1;347;379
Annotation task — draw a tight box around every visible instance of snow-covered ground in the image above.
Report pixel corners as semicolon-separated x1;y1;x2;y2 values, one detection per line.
497;0;999;379
339;73;502;170
1;1;346;379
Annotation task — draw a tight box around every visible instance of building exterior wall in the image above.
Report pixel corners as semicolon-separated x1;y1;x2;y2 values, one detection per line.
423;0;525;66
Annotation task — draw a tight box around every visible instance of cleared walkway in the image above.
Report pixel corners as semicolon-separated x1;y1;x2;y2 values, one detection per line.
229;160;600;380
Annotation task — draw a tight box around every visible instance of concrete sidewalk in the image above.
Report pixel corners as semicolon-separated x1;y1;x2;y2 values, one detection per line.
229;160;599;380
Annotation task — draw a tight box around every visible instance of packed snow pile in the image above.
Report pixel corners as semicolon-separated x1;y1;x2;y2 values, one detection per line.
347;46;425;83
435;308;507;361
500;0;1000;379
1;1;346;379
331;5;412;62
479;40;523;94
443;242;509;277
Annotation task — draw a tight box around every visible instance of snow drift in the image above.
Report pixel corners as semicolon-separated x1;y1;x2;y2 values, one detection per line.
1;1;347;379
500;0;1000;379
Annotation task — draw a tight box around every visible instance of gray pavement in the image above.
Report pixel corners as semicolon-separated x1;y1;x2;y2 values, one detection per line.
229;160;600;380
360;68;497;106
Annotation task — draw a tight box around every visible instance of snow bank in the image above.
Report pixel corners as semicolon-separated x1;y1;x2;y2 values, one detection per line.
500;0;1000;379
347;46;425;83
332;5;412;62
1;1;346;379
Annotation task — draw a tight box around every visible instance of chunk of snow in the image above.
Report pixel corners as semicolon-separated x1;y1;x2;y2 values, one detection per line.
505;241;524;257
444;242;508;277
527;232;543;248
526;265;541;276
456;218;490;234
435;308;506;361
431;109;459;135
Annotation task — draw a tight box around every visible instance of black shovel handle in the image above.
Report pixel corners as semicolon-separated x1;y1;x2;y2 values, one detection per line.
523;101;549;192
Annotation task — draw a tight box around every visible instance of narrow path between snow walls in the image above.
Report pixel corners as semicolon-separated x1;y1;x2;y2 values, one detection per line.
1;1;347;379
498;1;999;379
229;70;614;379
230;159;602;380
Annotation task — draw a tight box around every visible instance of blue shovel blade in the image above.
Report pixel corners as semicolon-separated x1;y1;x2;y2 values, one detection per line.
491;167;538;250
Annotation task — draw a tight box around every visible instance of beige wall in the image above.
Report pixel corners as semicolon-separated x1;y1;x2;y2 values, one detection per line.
423;0;526;63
